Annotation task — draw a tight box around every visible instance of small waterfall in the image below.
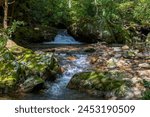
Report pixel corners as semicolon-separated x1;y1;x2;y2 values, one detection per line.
43;30;82;44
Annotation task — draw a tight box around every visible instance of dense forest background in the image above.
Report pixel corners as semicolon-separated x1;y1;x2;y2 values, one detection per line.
0;0;150;46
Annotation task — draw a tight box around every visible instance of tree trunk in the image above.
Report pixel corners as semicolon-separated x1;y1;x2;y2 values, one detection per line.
68;0;72;8
94;0;98;16
3;0;8;29
3;0;17;48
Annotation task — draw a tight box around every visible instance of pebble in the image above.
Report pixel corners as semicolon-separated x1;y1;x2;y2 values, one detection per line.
107;58;118;68
138;63;150;68
113;47;122;52
124;92;134;99
122;45;129;50
136;53;144;58
137;70;150;77
114;53;122;58
134;90;141;97
131;77;139;84
116;59;127;67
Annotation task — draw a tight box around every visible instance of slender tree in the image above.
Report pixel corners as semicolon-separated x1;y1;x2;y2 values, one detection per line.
3;0;8;29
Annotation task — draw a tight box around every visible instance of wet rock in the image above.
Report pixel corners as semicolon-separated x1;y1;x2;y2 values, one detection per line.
84;48;96;53
67;56;77;61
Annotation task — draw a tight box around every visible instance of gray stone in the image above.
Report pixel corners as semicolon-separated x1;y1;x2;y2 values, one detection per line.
138;63;150;69
113;47;122;52
107;58;118;68
122;45;129;50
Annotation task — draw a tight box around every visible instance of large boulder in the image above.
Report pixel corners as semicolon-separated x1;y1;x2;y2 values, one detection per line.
0;46;60;94
0;49;22;94
67;71;128;99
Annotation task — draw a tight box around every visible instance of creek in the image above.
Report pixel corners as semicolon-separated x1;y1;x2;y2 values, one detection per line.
1;30;99;100
21;29;99;99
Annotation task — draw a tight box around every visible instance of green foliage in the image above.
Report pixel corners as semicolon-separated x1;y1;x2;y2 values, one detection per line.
143;80;150;88
11;0;150;44
142;90;150;100
7;20;24;38
0;29;7;49
142;80;150;100
0;20;24;49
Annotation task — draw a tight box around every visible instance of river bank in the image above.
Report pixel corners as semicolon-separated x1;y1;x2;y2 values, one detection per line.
0;30;150;100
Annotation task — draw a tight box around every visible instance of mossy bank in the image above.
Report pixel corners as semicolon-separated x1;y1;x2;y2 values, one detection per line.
0;46;61;94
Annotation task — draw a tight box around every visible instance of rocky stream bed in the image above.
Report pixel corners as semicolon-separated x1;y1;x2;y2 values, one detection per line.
0;33;150;100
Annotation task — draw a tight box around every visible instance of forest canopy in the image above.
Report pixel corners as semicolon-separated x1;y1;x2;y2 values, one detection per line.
0;0;150;45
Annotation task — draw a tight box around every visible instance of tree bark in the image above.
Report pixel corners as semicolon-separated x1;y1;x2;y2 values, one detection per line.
3;0;8;29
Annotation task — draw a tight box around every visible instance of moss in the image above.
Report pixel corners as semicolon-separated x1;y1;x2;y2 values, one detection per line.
142;90;150;100
0;46;60;93
0;49;21;92
68;71;127;97
21;76;44;92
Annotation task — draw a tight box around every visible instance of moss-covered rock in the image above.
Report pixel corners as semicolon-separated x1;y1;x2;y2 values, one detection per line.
0;46;60;94
20;76;44;92
0;49;21;93
67;71;128;99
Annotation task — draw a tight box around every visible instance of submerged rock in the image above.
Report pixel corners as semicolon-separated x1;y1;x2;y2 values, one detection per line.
0;46;60;93
67;71;128;99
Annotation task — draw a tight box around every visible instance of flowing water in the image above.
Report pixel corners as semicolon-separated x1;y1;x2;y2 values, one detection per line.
20;53;99;100
0;30;100;100
13;30;99;100
43;30;82;45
